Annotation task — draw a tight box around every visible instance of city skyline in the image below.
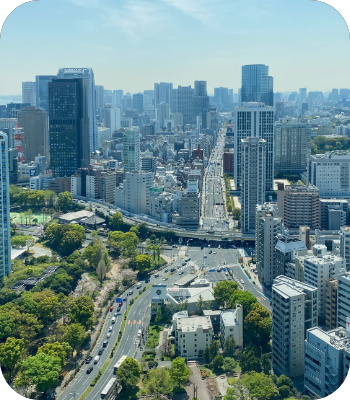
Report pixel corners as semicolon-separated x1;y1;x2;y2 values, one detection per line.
0;0;349;94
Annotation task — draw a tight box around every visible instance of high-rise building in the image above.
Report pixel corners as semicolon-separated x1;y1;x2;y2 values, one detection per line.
241;64;273;106
7;103;31;118
154;83;173;112
111;90;124;108
299;88;307;104
17;106;49;162
337;272;350;328
95;85;104;110
325;277;338;330
156;102;170;127
22;82;36;106
320;199;348;231
35;75;56;112
331;88;339;102
123;127;140;173
234;102;274;191
104;105;121;134
274;117;312;172
193;80;209;123
0;131;11;279
173;85;194;126
143;90;154;108
255;203;282;286
48;78;90;178
57;68;98;152
272;276;318;378
133;93;144;114
240;137;266;233
223;149;234;173
214;87;230;110
340;226;350;271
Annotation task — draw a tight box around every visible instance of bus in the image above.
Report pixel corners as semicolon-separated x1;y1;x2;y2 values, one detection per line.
101;377;117;400
113;355;127;374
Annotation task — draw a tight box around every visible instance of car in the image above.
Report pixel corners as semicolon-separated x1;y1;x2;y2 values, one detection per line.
128;290;133;295
108;326;113;332
162;278;168;281
103;340;108;348
117;307;121;312
179;271;184;275
240;279;245;284
85;356;92;364
145;279;150;283
225;272;229;276
182;262;186;266
213;251;217;254
164;269;169;272
86;366;93;374
208;250;212;254
204;255;207;258
154;273;159;278
217;268;220;272
106;332;111;339
123;297;127;302
111;317;116;324
98;348;104;355
114;312;118;317
170;268;175;272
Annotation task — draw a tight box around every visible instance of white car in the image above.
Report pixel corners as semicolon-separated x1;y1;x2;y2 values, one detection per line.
240;279;245;284
108;326;113;332
213;251;217;254
106;332;111;339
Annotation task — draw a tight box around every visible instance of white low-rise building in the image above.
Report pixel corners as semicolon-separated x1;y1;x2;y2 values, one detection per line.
220;305;243;349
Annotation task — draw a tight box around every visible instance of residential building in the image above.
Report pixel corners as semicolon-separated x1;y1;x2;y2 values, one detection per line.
337;272;350;328
275;235;308;277
48;78;90;177
325;278;338;331
240;64;274;106
274;118;311;172
17;106;49;162
22;82;36;106
240;137;266;233
0;132;11;279
320;199;348;230
234;102;274;191
220;305;243;349
57;68;98;152
141;155;156;173
255;203;282;286
123;127;140;173
100;172;116;204
174;315;213;359
304;326;350;398
35;75;56;112
272;276;318;378
340;226;350;271
277;184;320;229
307;151;350;198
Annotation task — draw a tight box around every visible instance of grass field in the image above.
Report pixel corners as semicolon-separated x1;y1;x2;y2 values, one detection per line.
10;212;52;225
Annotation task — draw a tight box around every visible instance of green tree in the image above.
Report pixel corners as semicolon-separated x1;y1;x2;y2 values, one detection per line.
58;191;73;213
0;314;14;340
196;294;205;315
11;235;29;248
69;296;94;329
276;375;295;394
146;367;173;398
20;352;62;392
241;372;278;400
37;341;72;367
203;346;210;363
37;295;60;325
169;357;190;389
102;250;112;271
60;230;84;256
63;323;86;350
278;386;292;399
244;303;272;347
136;254;152;272
116;357;141;395
225;381;252;400
155;306;162;323
239;345;261;374
96;259;107;283
209;340;220;362
223;335;237;358
11;312;44;341
0;337;26;379
261;353;272;375
50;273;73;296
223;357;237;374
213;280;238;308
213;355;224;372
111;211;123;230
230;290;258;318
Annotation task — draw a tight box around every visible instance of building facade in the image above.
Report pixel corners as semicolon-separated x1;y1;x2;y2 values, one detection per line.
123;127;140;173
241;64;273;106
337;272;350;328
22;82;36;106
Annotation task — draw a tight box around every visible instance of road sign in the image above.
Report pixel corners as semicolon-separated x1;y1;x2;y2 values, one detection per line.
116;298;123;304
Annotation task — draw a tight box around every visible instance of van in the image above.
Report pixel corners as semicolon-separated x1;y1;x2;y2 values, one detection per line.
94;356;100;364
111;317;116;324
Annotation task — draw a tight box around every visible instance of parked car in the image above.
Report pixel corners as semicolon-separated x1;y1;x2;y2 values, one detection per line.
85;356;92;364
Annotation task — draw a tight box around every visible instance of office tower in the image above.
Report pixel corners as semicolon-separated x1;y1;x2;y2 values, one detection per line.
173;85;194;125
223;149;234;173
234;102;274;191
331;88;339;102
95;85;104;110
35;75;56;112
112;90;124;108
228;89;234;103
57;68;98;152
274;117;312;172
154;82;173;112
133;93;144;113
241;64;273;106
193;80;209;123
7;102;31;118
100;172;117;203
307;151;350;198
340;227;350;271
340;88;350;100
0;132;11;279
320;199;348;230
241;137;266;234
214;87;230;110
115;171;154;214
272;276;318;378
22;82;36;106
48;78;90;178
299;88;307;103
104;105;121;133
156;102;170;127
275;101;284;119
141;155;156;173
277;184;320;229
325;278;338;330
17;106;49;162
143;90;154;108
123;127;140;173
255;203;282;286
337;272;350;328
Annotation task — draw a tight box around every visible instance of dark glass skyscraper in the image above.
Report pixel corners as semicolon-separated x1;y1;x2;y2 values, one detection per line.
193;80;209;124
36;75;57;112
48;78;90;178
241;64;274;106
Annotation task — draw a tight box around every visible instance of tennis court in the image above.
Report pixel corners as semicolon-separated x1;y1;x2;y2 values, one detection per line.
10;212;52;225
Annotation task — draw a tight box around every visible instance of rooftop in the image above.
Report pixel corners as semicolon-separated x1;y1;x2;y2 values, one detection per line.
176;315;212;332
220;307;242;326
59;210;94;222
307;327;350;350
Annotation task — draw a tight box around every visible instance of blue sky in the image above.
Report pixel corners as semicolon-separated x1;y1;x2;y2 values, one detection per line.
0;0;349;95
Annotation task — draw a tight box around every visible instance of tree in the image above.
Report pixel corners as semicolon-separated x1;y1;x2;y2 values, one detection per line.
244;303;272;347
116;357;141;394
50;273;73;295
223;335;237;358
11;235;29;248
58;191;73;213
230;290;258;318
169;357;190;389
239;345;262;374
276;375;295;394
111;211;123;230
102;250;112;271
155;306;162;323
96;259;107;283
11;312;44;341
63;323;86;350
204;346;210;363
0;314;14;340
278;386;292;399
36;295;60;325
213;280;238;308
209;340;220;362
196;294;204;315
69;296;94;329
137;223;148;240
20;352;62;392
261;353;272;375
0;337;26;379
213;355;224;372
136;254;152;272
60;230;84;256
241;372;278;400
223;357;237;374
225;380;252;400
146;367;173;398
37;341;71;367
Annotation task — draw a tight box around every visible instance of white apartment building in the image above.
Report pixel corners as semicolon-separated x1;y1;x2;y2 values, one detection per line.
71;175;81;197
307;151;350;197
123;127;140;173
255;203;282;286
272;276;318;378
86;175;98;199
30;174;43;190
0;132;11;279
304;324;350;399
337;272;350;329
240;137;266;234
220;305;243;349
340;226;350;271
104;106;121;134
303;245;346;324
115;171;154;214
175;315;213;359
